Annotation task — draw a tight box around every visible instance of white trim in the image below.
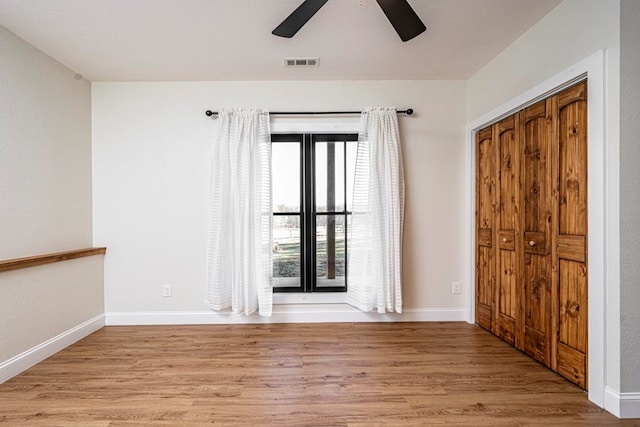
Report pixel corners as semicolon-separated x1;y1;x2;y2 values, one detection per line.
464;105;476;325
464;51;608;408
605;387;640;419
270;117;359;134
273;292;347;304
105;308;466;326
0;314;105;384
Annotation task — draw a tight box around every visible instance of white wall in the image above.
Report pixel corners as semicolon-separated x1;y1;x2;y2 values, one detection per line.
619;0;640;396
466;0;633;416
467;0;619;121
0;26;103;367
92;80;467;320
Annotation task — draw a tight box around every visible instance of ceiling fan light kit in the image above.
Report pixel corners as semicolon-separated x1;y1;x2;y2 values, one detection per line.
273;0;426;42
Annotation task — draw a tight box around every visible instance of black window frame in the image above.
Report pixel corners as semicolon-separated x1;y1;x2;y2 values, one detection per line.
272;133;358;293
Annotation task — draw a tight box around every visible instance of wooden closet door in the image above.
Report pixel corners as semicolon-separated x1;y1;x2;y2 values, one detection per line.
494;116;521;345
521;99;554;366
474;81;589;390
475;126;496;332
555;82;588;388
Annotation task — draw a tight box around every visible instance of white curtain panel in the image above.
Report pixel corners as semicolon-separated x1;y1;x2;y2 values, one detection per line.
346;107;405;313
205;108;273;316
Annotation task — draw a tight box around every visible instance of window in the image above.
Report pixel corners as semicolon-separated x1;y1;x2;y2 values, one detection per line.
272;133;358;293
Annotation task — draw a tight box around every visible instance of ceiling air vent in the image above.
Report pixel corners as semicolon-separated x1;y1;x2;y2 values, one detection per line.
284;57;319;67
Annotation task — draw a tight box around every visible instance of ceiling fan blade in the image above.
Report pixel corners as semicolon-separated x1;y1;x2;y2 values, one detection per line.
375;0;426;42
272;0;329;38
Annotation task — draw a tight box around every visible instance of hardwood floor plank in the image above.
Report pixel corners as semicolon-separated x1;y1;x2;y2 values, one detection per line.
0;322;637;426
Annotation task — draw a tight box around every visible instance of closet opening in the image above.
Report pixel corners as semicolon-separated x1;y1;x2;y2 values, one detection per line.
475;81;588;389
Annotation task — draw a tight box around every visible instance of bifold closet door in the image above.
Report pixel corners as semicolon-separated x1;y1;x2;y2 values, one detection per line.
521;99;555;367
494;116;521;346
555;82;588;388
475;127;496;332
474;81;588;390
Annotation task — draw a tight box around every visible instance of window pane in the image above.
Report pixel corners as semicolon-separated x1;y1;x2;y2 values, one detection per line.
272;142;300;213
315;141;345;212
273;215;302;288
346;140;357;212
316;214;346;287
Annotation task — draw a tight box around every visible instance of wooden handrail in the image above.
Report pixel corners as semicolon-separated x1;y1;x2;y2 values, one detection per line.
0;247;106;273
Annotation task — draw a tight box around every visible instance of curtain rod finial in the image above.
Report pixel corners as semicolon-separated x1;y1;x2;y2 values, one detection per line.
205;110;216;117
406;108;414;115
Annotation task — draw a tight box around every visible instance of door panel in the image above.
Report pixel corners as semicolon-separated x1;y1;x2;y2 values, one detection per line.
523;102;551;236
498;117;518;232
558;342;587;389
559;259;587;353
523;253;550;363
521;99;553;366
495;116;519;345
556;82;588;388
498;250;517;342
559;107;587;235
475;126;496;332
476;246;494;329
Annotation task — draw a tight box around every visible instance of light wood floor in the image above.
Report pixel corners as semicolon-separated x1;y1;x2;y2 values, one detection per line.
1;322;638;426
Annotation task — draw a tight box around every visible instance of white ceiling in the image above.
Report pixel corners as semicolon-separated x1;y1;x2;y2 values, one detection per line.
0;0;562;82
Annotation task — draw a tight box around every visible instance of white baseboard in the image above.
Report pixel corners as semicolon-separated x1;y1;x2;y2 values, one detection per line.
604;387;640;419
0;314;105;384
105;307;467;326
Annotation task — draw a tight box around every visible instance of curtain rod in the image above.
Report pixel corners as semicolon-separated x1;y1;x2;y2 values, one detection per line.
205;108;414;117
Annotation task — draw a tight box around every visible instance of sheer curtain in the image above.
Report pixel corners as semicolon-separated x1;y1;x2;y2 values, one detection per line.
346;107;405;313
205;108;273;316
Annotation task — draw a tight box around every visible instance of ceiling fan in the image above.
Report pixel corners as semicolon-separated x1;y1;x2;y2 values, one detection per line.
272;0;426;42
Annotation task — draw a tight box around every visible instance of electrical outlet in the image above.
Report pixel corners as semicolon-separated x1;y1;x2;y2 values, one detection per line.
452;282;461;295
162;284;172;297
